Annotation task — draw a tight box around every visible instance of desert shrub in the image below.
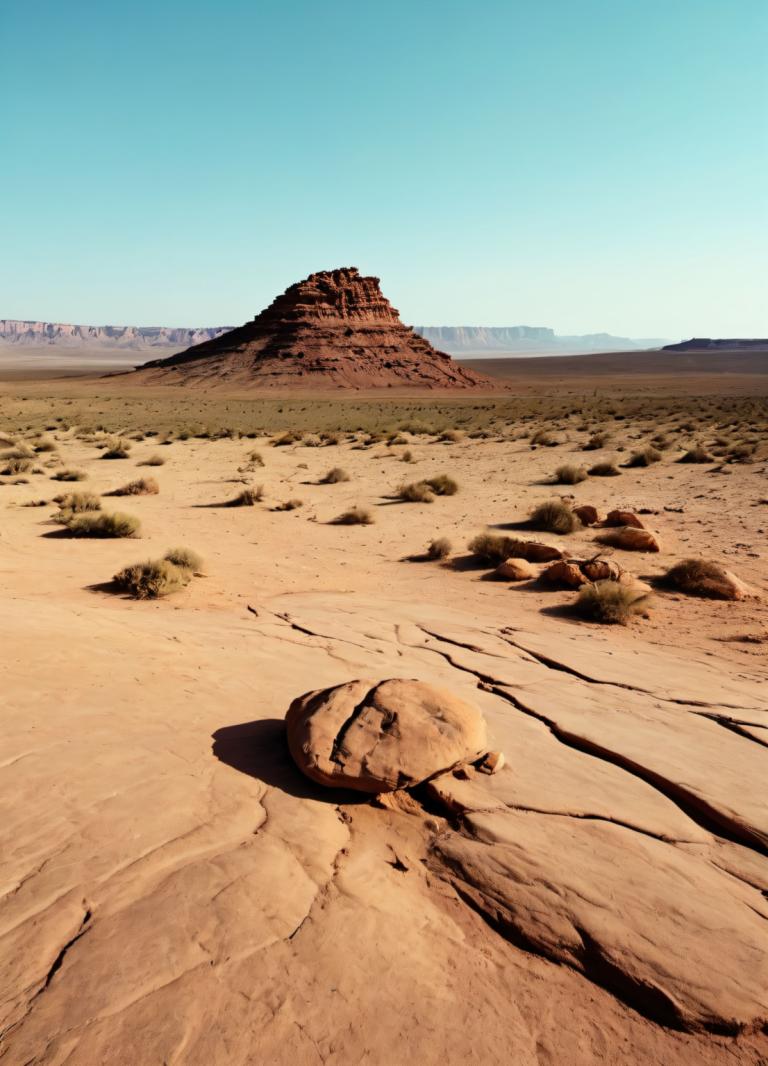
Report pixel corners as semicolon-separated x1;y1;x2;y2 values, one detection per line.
51;468;87;482
320;467;350;484
401;449;415;463
102;440;131;459
678;445;715;464
333;505;374;525
321;431;342;446
34;438;57;453
53;491;101;513
273;431;302;446
113;558;191;599
583;432;610;451
388;433;409;446
530;429;557;447
163;546;203;572
1;444;35;459
2;457;33;475
425;474;458;496
588;461;621;477
625;446;662;467
64;511;140;538
398;481;435;503
660;558;738;599
273;498;303;511
138;454;166;467
727;443;755;462
574;580;651;625
554;464;588;485
438;429;464;443
227;486;263;506
246;450;265;466
426;537;452;560
108;476;159;496
529;499;581;534
467;532;521;563
652;433;673;450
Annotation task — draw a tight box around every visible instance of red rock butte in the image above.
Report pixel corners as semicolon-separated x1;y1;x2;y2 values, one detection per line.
134;267;498;389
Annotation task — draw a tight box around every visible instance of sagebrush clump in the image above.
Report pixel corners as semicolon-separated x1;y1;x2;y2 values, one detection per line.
62;511;140;538
108;477;159;496
554;464;588;485
333;505;374;525
529;499;581;534
574;580;651;625
320;467;350;484
113;547;203;599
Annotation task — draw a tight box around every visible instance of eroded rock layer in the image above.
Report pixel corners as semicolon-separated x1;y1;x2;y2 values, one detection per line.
135;268;497;389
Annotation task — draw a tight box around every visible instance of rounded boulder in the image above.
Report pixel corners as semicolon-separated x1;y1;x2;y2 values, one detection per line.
286;678;488;793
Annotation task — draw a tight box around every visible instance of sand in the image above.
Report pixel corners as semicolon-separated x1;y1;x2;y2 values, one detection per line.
1;379;767;1064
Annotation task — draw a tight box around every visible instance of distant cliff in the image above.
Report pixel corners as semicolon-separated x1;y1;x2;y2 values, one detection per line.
0;320;231;349
663;338;768;352
414;326;664;353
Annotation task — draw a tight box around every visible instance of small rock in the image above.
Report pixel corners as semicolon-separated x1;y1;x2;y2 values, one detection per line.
540;560;588;588
494;557;537;581
603;527;661;552
573;504;601;526
476;750;505;775
605;510;645;529
581;557;623;582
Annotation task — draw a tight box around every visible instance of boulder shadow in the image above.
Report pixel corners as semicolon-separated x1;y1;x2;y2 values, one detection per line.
212;718;369;805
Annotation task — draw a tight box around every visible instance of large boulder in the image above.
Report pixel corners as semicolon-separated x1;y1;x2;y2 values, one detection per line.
286;678;488;793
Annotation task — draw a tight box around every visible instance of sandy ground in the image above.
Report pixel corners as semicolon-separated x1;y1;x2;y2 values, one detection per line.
1;396;767;1063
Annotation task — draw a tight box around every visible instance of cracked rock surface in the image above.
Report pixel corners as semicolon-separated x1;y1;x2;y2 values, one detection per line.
1;591;767;1064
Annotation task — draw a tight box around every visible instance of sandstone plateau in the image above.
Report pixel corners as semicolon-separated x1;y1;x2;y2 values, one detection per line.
133;268;497;389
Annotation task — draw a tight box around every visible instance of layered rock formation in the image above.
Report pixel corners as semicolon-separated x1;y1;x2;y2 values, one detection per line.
0;320;230;349
134;268;497;389
663;338;768;352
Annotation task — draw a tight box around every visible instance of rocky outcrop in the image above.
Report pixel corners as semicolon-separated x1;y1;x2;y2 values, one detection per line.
663;338;768;352
134;268;499;389
286;678;488;792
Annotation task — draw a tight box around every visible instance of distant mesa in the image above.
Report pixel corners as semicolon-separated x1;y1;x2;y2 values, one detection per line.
133;268;497;389
0;320;230;350
663;337;768;352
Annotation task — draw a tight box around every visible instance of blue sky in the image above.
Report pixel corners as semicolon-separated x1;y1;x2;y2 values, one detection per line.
2;0;766;338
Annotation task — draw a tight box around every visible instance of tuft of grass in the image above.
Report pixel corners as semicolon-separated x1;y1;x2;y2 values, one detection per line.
438;429;464;443
425;474;458;496
138;454;166;467
625;446;662;468
64;511;140;538
588;461;621;477
574;580;651;625
163;546;204;573
320;466;350;484
401;449;415;463
227;486;263;506
529;499;581;534
102;440;132;459
426;536;452;560
679;445;715;464
530;429;557;447
333;505;374;525
2;457;33;475
108;476;159;497
51;468;87;482
398;480;435;503
661;558;740;599
273;498;303;511
554;464;588;485
53;491;101;514
113;558;191;599
582;431;610;451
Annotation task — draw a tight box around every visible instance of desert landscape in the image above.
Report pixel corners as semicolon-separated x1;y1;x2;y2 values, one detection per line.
1;267;766;1065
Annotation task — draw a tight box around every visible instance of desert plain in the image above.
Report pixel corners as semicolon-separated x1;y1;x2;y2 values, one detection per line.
1;360;767;1064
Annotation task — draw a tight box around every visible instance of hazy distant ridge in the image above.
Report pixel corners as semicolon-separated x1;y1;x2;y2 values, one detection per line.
0;319;666;354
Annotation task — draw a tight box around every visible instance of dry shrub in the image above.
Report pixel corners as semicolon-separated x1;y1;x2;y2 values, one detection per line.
588;461;621;477
333;505;374;525
426;537;452;560
273;498;303;511
426;474;458;496
138;454;166;467
108;477;159;497
625;446;662;468
466;532;562;564
575;580;651;625
679;445;715;464
438;429;464;443
401;449;415;463
227;486;263;506
530;429;557;447
583;431;610;451
398;481;435;503
102;440;131;459
554;464;588;485
51;468;87;482
53;491;101;515
529;499;581;534
2;457;33;475
113;547;202;599
273;431;302;446
321;467;350;484
34;438;57;453
64;511;140;538
661;558;743;599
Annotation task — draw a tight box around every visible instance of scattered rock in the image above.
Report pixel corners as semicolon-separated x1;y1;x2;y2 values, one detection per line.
580;557;623;582
514;540;565;563
598;527;661;553
286;678;488;793
573;504;600;526
604;509;645;529
475;750;505;775
540;560;588;588
494;557;537;581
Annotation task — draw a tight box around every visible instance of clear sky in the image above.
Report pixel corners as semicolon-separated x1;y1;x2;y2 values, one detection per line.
2;0;766;339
